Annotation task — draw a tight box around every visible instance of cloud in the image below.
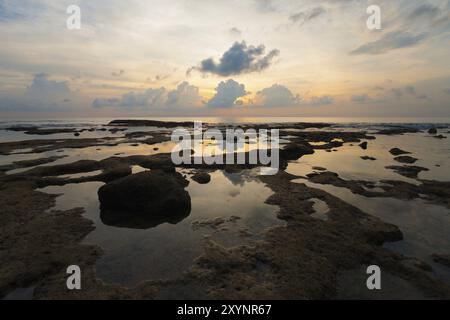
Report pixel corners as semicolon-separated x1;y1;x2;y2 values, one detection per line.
289;7;326;26
25;73;72;100
193;41;280;77
167;81;202;107
417;94;428;100
391;86;421;98
352;85;428;104
309;95;334;106
206;79;247;108
0;73;76;111
229;27;242;36
350;31;427;55
92;81;201;109
351;94;371;103
92;98;120;108
254;0;277;13
111;69;125;77
254;84;300;107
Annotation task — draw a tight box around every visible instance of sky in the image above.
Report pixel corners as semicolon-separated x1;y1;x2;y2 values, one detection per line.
0;0;449;118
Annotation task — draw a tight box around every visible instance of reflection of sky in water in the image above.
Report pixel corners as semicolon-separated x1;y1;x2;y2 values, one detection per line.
294;178;450;285
4;141;178;175
38;170;280;287
286;132;450;183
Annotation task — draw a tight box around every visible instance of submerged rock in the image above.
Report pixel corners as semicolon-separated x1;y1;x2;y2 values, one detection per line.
377;127;419;135
389;148;411;156
359;142;368;150
280;142;314;160
192;171;211;184
394;156;418;164
385;165;429;179
361;156;377;161
98;170;191;229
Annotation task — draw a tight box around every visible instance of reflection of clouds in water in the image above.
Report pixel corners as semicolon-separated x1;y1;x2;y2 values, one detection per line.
222;170;259;187
223;171;246;186
228;189;240;197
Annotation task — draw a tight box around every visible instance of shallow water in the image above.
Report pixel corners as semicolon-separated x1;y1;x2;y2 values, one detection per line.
38;170;281;286
286;132;450;183
294;178;450;285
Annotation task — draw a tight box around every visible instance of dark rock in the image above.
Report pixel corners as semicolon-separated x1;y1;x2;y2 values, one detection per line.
109;119;195;128
98;170;191;229
361;156;376;161
377;127;419;135
428;128;437;135
74;133;80;137
359;142;368;150
434;135;447;139
5;126;38;132
394;156;418;164
312;166;327;171
24;128;77;135
385;165;429;179
280;142;314;160
432;254;450;267
192;172;211;184
389;148;411;156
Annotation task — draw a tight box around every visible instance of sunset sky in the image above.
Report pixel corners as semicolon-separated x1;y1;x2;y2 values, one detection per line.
0;0;449;118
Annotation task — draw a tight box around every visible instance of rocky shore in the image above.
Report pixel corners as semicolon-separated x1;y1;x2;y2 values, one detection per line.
0;120;449;299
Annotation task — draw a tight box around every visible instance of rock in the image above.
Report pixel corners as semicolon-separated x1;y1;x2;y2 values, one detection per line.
432;254;450;267
74;132;80;137
192;171;211;184
98;170;191;229
385;165;429;179
402;258;433;272
109;119;195;128
312;166;327;171
361;156;376;161
394;156;418;164
377;127;419;135
389;148;411;156
428;128;437;135
359;142;368;150
280;142;314;160
434;135;447;139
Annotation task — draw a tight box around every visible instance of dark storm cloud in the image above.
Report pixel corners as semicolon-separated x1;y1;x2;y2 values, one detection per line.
193;41;280;77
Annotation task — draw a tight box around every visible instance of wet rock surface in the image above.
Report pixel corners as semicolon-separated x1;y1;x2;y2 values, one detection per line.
389;148;411;156
361;156;377;161
191;171;211;184
432;254;450;267
386;165;429;179
394;156;418;164
98;170;191;229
